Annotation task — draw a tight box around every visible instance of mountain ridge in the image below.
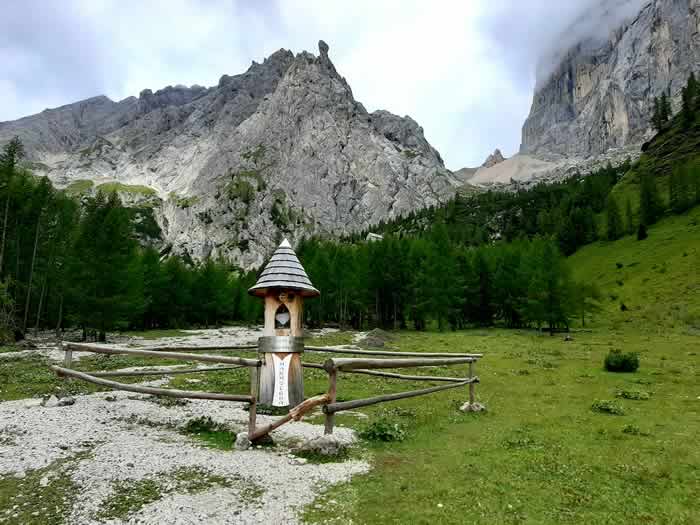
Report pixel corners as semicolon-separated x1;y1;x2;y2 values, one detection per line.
0;42;459;268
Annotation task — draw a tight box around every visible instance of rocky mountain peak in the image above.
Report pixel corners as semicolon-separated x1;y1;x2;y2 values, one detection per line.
521;0;699;160
0;40;458;269
482;148;505;168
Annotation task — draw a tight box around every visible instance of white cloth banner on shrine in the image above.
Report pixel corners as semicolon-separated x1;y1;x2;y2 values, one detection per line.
272;354;292;407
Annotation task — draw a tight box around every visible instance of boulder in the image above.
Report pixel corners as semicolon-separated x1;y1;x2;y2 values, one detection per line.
234;433;251;451
459;402;486;413
294;435;347;457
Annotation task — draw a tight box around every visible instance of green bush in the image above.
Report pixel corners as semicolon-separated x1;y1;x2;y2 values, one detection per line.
622;424;650;436
591;399;625;415
359;418;406;442
616;389;650;400
604;349;639;372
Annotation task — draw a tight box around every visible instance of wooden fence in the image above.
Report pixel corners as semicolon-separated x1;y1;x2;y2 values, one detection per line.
53;341;483;441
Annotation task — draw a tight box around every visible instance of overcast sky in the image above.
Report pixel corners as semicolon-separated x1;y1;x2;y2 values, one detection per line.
0;0;645;169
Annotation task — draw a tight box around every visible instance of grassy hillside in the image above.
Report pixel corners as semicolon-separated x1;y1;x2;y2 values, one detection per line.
571;205;700;332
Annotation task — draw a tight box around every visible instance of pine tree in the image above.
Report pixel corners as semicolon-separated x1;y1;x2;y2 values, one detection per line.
651;97;663;132
625;199;635;235
637;222;648;240
660;91;672;124
68;191;144;340
681;84;695;129
0;138;25;276
573;281;602;327
606;194;623;241
687;72;698;112
670;166;682;213
639;172;662;226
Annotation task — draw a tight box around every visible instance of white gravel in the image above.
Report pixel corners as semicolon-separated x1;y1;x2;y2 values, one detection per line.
0;326;368;524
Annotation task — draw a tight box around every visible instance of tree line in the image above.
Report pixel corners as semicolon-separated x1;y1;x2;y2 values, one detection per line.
0;138;261;342
2;69;699;343
298;229;601;333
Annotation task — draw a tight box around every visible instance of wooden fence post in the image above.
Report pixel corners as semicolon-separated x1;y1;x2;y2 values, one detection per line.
248;364;259;439
63;343;72;381
469;361;475;406
324;370;337;435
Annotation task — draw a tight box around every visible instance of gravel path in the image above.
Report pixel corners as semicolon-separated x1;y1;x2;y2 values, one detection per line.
0;327;368;524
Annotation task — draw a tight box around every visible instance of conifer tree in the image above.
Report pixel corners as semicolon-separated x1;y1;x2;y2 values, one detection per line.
639;172;662;226
625;199;635;235
681;84;695;129
68;191;144;341
637;222;648;240
605;194;623;241
651;97;663;132
659;91;672;124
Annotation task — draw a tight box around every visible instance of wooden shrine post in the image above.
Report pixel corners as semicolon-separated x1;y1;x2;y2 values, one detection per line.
248;239;320;409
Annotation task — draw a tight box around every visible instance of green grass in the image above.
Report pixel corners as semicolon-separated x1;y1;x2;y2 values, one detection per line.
301;328;699;524
64;179;94;196
306;330;356;347
0;346;18;354
0;325;697;524
0;452;90;525
570;205;700;330
181;416;236;450
96;182;157;196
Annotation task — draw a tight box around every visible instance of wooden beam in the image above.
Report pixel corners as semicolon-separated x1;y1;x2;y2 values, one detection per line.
323;356;476;372
64;342;260;367
302;362;465;383
301;362;325;370
248;365;259;438
89;365;245;377
342;368;467;382
249;394;329;441
324;371;337;435
135;345;258;352
323;378;478;414
50;365;253;402
306;346;482;358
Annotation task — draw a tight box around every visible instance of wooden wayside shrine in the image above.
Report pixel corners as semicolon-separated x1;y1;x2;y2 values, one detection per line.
52;238;485;444
247;238;320;408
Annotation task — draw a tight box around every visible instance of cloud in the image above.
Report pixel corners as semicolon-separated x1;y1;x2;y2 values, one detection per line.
0;0;647;169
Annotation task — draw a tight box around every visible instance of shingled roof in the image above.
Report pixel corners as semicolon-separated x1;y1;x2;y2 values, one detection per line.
248;238;320;297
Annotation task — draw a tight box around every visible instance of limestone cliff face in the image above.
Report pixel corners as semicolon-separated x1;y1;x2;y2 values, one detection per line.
0;42;457;268
521;0;700;159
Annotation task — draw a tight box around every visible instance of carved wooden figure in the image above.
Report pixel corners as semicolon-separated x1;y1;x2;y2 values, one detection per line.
248;239;319;408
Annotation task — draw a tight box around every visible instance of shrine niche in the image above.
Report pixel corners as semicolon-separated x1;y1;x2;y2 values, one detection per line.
248;238;319;408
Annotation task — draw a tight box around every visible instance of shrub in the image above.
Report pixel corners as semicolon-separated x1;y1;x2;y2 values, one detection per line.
604;349;639;372
359;418;406;442
616;389;650;400
622;424;650;436
591;399;625;415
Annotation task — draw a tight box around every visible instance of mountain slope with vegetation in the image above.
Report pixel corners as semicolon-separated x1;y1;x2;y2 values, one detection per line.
571;205;700;331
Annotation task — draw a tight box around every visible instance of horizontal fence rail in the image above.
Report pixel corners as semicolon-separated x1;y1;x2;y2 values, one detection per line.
89;365;245;378
305;345;483;358
51;365;254;402
323;356;477;372
324;378;478;414
131;345;258;353
64;342;260;368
